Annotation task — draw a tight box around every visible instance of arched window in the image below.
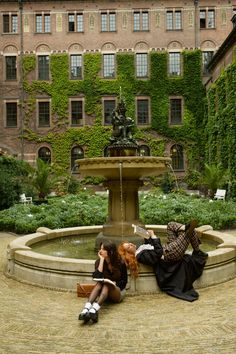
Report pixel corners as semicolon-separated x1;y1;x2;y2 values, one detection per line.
170;144;184;170
138;144;150;156
38;147;51;163
71;146;84;171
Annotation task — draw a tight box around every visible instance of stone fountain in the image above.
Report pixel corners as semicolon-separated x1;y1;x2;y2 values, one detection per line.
78;98;171;244
5;98;236;293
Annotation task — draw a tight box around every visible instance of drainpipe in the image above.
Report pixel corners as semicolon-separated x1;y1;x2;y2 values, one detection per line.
19;0;24;160
194;0;199;49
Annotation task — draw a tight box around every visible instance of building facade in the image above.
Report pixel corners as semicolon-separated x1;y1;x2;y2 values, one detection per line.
0;0;235;175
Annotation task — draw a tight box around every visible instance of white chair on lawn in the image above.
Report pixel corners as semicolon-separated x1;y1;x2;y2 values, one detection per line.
19;193;33;204
214;189;226;201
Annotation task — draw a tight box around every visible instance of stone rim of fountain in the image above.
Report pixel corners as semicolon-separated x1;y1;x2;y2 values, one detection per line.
5;225;236;293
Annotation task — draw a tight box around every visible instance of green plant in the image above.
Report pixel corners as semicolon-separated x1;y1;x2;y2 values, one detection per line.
31;158;56;200
200;163;228;198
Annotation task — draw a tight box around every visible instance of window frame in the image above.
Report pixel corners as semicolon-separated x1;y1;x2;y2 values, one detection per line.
169;97;183;125
70;98;84;126
133;10;149;32
38;146;51;164
103;54;115;78
168;52;182;76
101;11;116;32
170;144;184;171
35;13;51;33
200;8;215;29
70;54;83;80
68;12;84;32
166;9;182;30
3;13;18;33
202;51;214;76
136;97;150;125
38;55;50;81
37;100;51;127
5;55;17;81
71;146;84;171
136;53;148;78
102;97;117;125
5;101;18;128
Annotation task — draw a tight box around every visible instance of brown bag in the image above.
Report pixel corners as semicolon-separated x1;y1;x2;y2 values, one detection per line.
77;283;95;297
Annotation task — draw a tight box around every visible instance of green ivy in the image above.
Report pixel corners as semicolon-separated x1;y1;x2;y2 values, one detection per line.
21;51;206;172
206;59;236;197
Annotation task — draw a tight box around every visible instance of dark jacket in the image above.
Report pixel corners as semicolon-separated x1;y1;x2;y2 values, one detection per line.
136;237;208;302
92;258;127;291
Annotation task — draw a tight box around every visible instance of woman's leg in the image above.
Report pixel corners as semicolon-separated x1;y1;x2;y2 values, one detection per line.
78;282;102;322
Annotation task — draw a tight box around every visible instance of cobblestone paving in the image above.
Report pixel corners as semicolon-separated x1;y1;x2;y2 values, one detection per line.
0;232;236;354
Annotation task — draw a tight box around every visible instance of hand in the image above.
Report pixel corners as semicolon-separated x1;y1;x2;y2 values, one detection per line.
98;249;105;260
147;229;157;238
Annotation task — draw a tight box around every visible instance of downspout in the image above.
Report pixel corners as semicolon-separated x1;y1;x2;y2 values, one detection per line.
19;0;24;160
194;0;199;49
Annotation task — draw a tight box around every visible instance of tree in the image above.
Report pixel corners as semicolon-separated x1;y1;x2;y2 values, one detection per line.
201;163;228;198
32;158;55;200
0;155;32;210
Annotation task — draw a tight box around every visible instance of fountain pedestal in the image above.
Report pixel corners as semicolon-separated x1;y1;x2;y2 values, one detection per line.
78;156;171;244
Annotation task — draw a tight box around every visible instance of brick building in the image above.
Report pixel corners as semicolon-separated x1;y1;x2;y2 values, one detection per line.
0;0;235;175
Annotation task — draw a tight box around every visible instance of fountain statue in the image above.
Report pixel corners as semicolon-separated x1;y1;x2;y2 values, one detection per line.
78;98;171;245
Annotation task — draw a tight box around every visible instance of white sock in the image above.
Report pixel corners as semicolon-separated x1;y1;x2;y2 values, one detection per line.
89;302;100;313
81;302;92;314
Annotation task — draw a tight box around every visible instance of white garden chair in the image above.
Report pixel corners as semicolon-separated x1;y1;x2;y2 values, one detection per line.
213;189;226;201
19;193;33;204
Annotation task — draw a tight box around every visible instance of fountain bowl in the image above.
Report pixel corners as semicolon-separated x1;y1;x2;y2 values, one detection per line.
5;225;236;293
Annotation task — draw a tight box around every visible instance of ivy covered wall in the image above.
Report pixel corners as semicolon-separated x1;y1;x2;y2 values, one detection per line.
22;50;206;172
205;59;236;196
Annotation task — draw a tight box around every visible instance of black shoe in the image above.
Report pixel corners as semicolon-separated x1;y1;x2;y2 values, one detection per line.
193;249;208;258
78;311;90;323
89;311;98;323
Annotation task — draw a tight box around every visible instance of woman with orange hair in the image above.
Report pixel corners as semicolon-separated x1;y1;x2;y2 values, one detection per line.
118;220;208;302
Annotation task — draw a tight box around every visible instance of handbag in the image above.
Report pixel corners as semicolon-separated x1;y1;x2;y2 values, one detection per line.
77;283;95;297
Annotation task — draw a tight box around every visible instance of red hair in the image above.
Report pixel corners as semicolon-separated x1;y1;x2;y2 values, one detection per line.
118;242;139;278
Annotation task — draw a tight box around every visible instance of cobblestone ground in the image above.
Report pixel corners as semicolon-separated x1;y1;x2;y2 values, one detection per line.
0;232;236;354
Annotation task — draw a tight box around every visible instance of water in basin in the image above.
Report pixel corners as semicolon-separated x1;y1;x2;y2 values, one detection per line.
31;234;218;259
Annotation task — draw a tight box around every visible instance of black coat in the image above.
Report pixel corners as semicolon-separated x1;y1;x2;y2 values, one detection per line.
136;237;208;302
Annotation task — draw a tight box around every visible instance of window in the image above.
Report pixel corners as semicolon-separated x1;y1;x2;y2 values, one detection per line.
3;14;18;33
101;12;116;32
136;53;148;78
71;100;83;126
170;98;182;125
6;56;17;80
169;52;181;76
137;99;149;125
70;54;82;79
6;102;17;127
171;144;184;170
133;11;149;31
38;147;51;163
202;51;214;75
200;9;215;29
71;146;84;170
36;14;51;33
38;101;50;127
68;13;84;32
38;55;49;80
103;99;116;125
138;145;150;156
103;54;115;78
166;10;182;30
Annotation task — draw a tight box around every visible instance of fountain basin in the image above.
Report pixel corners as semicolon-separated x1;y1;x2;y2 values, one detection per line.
78;156;171;180
5;225;236;293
